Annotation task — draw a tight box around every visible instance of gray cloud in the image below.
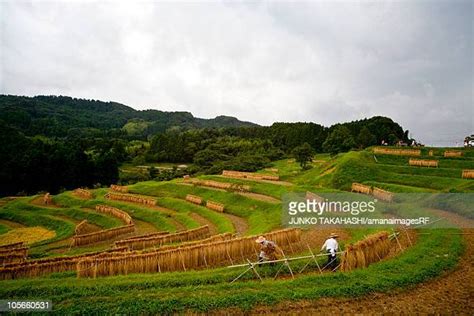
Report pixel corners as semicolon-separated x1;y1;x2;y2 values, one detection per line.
1;0;472;146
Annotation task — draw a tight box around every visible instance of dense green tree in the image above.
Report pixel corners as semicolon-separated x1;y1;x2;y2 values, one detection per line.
292;143;314;169
323;126;356;155
357;126;377;148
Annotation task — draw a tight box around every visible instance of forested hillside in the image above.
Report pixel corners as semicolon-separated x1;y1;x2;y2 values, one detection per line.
0;95;410;196
0;95;257;138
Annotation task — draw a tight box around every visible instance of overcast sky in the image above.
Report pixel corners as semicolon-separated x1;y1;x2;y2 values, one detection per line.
1;1;472;146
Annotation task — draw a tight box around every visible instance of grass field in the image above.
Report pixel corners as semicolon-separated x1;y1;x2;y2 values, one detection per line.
0;146;472;314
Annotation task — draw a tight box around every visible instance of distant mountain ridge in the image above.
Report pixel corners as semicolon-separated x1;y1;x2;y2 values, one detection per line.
0;95;258;137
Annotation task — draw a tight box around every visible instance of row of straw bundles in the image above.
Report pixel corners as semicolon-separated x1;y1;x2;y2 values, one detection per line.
409;158;439;168
186;194;203;205
373;147;421;156
110;184;129;193
114;225;211;250
462;169;474;179
340;231;391;272
0;247;129;280
0;253;27;265
73;188;93;199
372;187;394;202
222;170;280;181
95;205;133;225
444;150;463;157
117;231;170;243
351;183;372;195
206;200;225;212
185;178;251;192
108;234;235;261
77;228;301;278
72;225;135;247
0;242;26;251
0;247;29;265
105;192;156;206
75;220;89;235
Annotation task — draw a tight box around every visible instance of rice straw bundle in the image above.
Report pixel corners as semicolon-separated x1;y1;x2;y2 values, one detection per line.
373;148;421;156
340;231;391;272
110;184;129;193
372;187;394;202
0;247;129;280
187;179;251;192
43;192;52;205
185;194;203;205
222;170;279;181
73;188;93;199
0;242;26;251
95;205;133;225
78;228;301;278
444;150;463;158
462;169;474;179
114;225;211;250
117;231;170;242
206;200;225;212
105;192;157;206
351;183;372;195
409;159;439;168
72;225;135;247
74;220;89;235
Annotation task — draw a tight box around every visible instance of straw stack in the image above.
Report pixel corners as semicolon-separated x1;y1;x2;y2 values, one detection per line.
114;225;211;250
72;225;135;247
0;247;28;265
43;192;52;205
105;192;157;206
222;170;280;181
341;231;391;272
0;247;129;280
373;148;421;156
110;184;129;193
77;228;302;278
0;242;26;251
206;200;225;212
95;205;133;225
186;194;203;205
372;187;394;202
444;150;463;158
351;183;372;195
409;158;439;168
74;220;89;235
73;188;93;199
186;178;250;192
461;169;474;179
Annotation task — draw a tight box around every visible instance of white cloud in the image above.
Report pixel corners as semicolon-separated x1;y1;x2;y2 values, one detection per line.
0;0;472;146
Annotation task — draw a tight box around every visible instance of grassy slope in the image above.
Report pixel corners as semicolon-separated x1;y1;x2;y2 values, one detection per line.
0;147;472;313
0;229;462;314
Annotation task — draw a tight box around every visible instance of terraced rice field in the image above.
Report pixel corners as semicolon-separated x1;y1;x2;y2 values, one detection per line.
0;147;472;314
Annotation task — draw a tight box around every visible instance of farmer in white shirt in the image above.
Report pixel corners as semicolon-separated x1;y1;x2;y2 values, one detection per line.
321;233;339;270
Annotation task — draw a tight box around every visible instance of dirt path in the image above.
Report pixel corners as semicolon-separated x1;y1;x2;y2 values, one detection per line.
224;213;249;236
188;213;218;235
237;192;281;204
245;211;474;314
